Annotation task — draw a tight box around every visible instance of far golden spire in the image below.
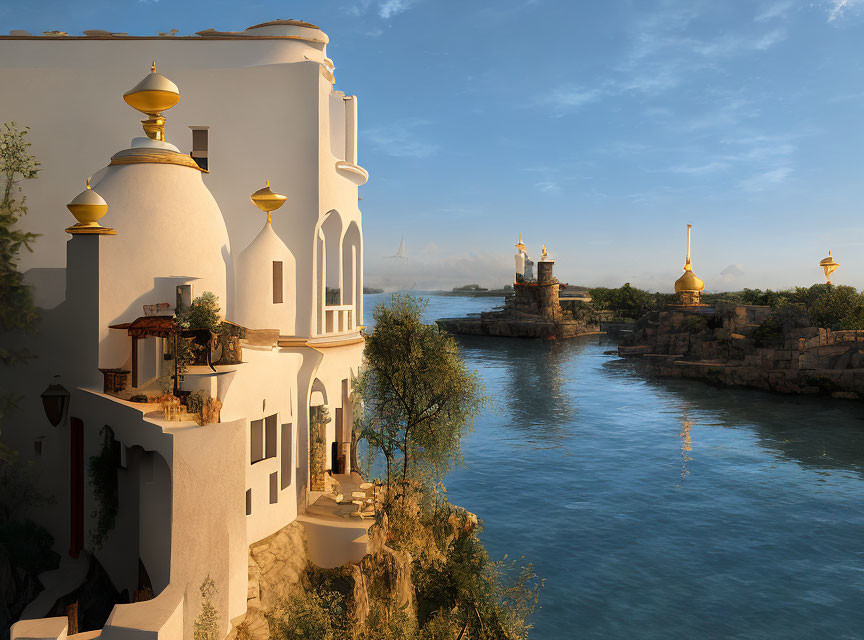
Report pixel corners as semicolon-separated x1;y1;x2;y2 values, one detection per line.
820;250;839;285
674;224;704;305
515;232;526;253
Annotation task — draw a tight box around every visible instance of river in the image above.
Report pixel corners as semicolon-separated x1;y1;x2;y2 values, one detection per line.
363;293;864;639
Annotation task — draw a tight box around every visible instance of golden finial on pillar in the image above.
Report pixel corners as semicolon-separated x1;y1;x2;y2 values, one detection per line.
250;180;287;224
819;250;839;285
66;177;116;235
123;61;180;142
541;244;548;260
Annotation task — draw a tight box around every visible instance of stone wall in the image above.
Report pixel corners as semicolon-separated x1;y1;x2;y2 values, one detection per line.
620;305;864;399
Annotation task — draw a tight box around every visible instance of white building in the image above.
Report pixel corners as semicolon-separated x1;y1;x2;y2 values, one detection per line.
0;20;370;640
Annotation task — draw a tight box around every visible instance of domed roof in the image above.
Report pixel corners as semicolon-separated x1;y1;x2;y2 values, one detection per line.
91;159;230;304
68;179;107;208
234;219;296;333
246;19;320;30
675;268;705;293
244;19;328;43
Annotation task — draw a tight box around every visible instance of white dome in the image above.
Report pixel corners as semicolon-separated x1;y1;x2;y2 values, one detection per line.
91;155;231;365
234;220;296;335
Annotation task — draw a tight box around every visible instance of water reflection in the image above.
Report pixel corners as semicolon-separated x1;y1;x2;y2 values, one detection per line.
606;352;864;476
679;409;693;480
454;335;595;442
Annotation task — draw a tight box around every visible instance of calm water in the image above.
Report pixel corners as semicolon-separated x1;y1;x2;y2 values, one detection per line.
364;293;864;639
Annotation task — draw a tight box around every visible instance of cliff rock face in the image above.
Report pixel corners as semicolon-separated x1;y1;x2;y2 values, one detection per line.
229;521;309;640
621;304;864;398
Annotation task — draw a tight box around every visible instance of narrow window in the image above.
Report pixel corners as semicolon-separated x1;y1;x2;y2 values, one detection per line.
245;489;252;515
251;419;263;464
269;472;278;504
175;284;193;313
281;423;292;489
273;261;283;304
189;126;209;170
265;414;277;459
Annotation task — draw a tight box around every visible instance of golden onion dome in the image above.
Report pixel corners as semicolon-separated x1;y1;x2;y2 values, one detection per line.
819;251;838;269
66;178;115;235
251;180;287;223
123;61;180;116
675;268;705;293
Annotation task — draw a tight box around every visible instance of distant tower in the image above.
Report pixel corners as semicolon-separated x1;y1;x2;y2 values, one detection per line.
514;233;527;282
674;224;705;305
819;251;839;285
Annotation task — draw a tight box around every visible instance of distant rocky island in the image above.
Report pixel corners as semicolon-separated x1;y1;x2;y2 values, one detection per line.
438;283;514;297
436;241;601;339
363;286;384;294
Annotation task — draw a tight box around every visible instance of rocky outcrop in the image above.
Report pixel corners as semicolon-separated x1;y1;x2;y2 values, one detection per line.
437;260;600;339
228;521;309;640
621;304;864;398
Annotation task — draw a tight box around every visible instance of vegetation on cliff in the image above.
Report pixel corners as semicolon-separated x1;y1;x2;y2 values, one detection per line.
264;295;542;639
593;282;864;332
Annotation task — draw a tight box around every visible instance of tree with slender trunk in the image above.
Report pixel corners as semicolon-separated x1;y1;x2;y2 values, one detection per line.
357;295;485;499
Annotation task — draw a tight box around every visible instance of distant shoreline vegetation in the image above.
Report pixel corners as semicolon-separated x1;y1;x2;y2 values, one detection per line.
591;283;864;331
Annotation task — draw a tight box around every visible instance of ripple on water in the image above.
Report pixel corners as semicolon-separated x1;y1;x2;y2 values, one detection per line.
363;294;864;639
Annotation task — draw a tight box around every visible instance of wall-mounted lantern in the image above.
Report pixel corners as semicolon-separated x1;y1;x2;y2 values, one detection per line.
41;376;70;427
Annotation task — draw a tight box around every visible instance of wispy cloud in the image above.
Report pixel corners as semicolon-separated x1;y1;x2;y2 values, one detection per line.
378;0;415;19
345;0;419;20
740;166;792;191
537;86;604;116
535;180;561;194
365;118;439;158
755;1;794;22
536;4;786;117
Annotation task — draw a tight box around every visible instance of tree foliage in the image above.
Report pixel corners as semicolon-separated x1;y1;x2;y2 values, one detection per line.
0;123;40;462
175;291;223;332
87;427;120;550
588;283;673;319
356;295;485;492
193;575;220;640
0;122;40;363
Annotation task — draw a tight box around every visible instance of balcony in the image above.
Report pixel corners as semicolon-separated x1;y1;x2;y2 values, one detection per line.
323;304;354;335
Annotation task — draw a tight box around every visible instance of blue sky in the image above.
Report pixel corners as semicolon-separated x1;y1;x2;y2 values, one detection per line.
3;0;864;291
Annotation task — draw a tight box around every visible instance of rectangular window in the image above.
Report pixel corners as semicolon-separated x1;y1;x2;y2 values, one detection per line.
265;414;278;459
251;419;264;464
245;489;252;516
281;423;292;489
269;472;278;504
190;126;209;171
273;261;283;304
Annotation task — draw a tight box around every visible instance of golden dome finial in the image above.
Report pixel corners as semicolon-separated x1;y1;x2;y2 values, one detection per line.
541;244;548;259
820;250;839;285
251;181;287;224
123;61;180;142
66;179;115;236
675;224;704;303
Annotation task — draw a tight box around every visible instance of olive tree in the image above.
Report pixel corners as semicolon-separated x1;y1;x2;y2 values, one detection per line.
356;295;485;494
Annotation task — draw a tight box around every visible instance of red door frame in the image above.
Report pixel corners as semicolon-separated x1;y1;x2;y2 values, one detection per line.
70;417;84;558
